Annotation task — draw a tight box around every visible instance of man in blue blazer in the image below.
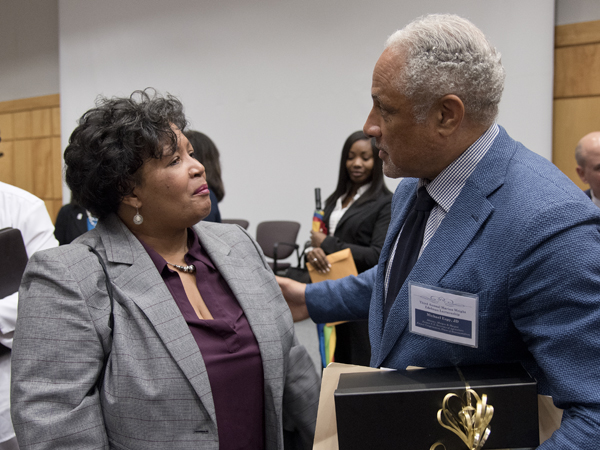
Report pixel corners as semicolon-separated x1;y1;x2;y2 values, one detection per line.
278;14;600;449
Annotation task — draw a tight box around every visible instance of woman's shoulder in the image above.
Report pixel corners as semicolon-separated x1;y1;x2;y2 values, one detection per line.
27;240;102;277
193;221;275;278
30;225;106;269
359;189;393;208
30;240;91;260
22;241;108;306
377;189;393;203
195;220;250;240
194;221;265;258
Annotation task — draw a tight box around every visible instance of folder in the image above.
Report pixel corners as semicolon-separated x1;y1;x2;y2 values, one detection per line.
306;248;358;283
307;249;358;367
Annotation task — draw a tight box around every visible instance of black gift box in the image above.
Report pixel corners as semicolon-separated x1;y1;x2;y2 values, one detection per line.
334;363;539;450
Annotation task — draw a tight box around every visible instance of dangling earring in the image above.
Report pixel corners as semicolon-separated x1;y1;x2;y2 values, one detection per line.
133;206;144;225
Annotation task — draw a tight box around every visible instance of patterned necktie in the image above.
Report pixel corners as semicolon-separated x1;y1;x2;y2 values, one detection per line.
384;186;436;321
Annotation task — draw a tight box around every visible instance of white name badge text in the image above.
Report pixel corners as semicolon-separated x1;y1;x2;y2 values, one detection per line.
408;282;479;348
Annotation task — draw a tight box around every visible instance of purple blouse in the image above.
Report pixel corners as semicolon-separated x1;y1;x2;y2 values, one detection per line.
140;230;265;449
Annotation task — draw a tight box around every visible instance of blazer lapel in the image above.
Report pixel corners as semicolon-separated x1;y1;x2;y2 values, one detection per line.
376;182;495;366
97;216;218;424
334;197;375;232
194;224;285;416
369;180;418;363
374;129;516;367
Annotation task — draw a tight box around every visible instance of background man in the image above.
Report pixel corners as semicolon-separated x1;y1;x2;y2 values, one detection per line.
279;14;600;448
575;131;600;206
0;136;59;450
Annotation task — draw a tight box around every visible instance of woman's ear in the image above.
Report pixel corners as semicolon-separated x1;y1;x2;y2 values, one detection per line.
121;192;141;209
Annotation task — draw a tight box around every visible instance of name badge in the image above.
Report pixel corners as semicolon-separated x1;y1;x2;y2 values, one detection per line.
408;282;479;348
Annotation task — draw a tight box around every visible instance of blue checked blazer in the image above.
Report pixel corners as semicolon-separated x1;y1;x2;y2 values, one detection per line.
11;216;319;449
306;126;600;449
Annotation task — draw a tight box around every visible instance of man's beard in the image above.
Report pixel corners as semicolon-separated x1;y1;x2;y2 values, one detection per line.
377;142;404;179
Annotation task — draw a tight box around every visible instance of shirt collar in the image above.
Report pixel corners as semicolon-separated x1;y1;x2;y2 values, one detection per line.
419;123;499;213
591;190;600;209
335;182;372;210
187;228;216;270
356;182;371;197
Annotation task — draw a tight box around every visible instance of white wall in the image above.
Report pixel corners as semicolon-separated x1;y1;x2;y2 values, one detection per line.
556;0;600;25
0;0;59;102
59;0;555;242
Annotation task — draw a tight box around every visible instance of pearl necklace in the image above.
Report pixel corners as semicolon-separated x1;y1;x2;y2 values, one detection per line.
166;262;196;273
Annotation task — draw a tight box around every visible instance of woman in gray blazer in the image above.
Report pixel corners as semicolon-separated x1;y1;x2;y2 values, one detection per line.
11;90;319;450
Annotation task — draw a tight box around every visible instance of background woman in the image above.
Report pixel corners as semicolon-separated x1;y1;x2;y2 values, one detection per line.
11;90;319;450
306;130;392;365
184;130;225;223
53;196;96;245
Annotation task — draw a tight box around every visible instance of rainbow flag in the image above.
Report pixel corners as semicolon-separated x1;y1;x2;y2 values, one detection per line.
312;209;328;234
317;323;337;367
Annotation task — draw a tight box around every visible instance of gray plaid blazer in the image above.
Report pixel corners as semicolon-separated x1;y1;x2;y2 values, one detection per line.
11;215;319;449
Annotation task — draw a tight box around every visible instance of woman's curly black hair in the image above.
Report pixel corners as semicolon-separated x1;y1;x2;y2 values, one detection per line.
64;89;187;219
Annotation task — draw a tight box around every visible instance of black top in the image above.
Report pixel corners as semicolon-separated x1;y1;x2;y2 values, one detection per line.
203;187;222;223
322;191;392;273
54;203;88;245
321;190;392;366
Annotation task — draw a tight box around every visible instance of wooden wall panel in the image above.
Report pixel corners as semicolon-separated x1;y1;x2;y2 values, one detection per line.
554;43;600;98
0;114;14;140
556;19;600;47
32;138;54;198
52;137;63;198
13;111;32;139
553;97;600;190
51;107;60;136
0;94;60;114
0;141;14;185
13;140;33;193
553;20;600;190
31;108;53;138
0;94;61;223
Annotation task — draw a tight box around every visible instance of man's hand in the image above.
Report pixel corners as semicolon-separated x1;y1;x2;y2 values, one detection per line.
276;276;309;322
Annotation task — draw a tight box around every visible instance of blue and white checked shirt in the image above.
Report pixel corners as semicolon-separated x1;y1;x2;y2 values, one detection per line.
385;123;500;296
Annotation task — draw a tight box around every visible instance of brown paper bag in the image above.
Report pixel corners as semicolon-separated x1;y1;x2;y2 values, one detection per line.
312;363;380;450
307;249;358;361
538;395;563;444
307;248;358;283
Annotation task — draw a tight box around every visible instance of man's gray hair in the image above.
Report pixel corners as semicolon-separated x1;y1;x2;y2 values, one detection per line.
385;14;505;125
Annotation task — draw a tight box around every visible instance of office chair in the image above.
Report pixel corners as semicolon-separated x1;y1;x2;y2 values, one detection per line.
256;221;301;274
